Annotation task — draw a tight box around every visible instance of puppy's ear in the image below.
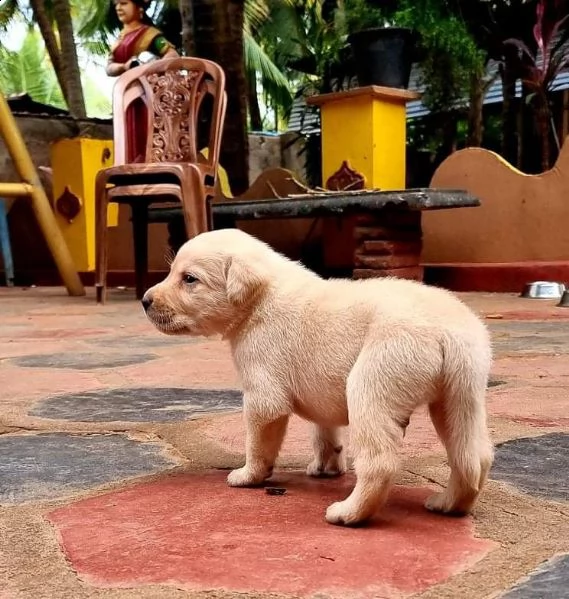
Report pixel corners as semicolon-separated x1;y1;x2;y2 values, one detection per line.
225;256;266;305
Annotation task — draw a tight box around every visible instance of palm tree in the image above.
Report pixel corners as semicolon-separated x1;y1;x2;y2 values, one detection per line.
0;28;65;107
0;27;111;115
52;0;85;117
0;0;86;117
187;0;250;194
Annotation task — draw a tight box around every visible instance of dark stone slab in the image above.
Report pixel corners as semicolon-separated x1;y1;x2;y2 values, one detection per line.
87;335;193;349
491;433;569;501
488;321;569;356
9;352;158;370
501;553;569;598
150;189;479;224
488;379;506;388
0;433;179;503
31;387;243;422
212;188;480;220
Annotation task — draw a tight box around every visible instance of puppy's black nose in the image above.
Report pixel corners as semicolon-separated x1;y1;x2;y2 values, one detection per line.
141;295;153;312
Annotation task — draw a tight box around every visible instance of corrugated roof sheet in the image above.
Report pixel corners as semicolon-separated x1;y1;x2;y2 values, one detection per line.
287;59;569;133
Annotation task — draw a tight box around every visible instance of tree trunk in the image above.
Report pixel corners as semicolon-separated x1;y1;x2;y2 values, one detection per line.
500;48;519;166
537;95;551;172
179;0;196;56
51;0;86;118
433;114;458;171
28;0;68;106
466;70;484;147
248;73;262;131
191;0;249;194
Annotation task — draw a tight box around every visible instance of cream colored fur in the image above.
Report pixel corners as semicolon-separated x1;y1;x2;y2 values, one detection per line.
143;228;494;526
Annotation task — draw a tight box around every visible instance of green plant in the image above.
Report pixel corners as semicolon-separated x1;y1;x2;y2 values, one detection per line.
395;0;485;113
337;0;385;34
504;0;569;170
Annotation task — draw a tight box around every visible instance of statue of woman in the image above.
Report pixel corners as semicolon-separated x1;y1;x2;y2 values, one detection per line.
106;0;178;77
106;0;180;162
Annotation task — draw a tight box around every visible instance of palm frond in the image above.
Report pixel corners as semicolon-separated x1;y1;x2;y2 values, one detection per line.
0;28;65;107
0;0;20;30
244;31;292;111
81;73;111;117
76;0;117;39
245;0;269;32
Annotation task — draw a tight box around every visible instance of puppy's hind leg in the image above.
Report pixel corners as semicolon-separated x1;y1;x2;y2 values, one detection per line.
227;399;289;487
325;338;424;526
306;425;347;478
425;337;494;515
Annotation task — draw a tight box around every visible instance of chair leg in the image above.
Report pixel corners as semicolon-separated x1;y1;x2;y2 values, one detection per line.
167;215;187;254
181;169;209;239
0;198;14;286
131;203;149;301
95;175;111;304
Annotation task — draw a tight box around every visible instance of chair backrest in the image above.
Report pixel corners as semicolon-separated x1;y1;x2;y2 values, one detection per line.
112;57;226;178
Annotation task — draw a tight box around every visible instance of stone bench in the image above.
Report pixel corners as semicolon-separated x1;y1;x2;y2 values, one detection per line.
150;187;479;280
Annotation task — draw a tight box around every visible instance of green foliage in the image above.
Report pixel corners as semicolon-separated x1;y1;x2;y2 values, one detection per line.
395;0;485;112
244;31;293;113
0;27;66;107
0;27;111;117
337;0;385;34
0;0;21;31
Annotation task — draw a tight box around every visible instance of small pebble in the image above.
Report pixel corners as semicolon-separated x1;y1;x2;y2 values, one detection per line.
265;487;287;496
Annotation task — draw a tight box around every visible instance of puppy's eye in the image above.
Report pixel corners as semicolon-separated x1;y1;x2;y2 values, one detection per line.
183;274;198;285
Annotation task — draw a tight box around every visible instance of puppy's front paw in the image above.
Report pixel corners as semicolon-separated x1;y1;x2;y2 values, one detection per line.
227;466;268;487
325;501;366;526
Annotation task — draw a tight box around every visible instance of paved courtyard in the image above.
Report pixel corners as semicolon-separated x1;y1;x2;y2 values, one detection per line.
0;286;568;598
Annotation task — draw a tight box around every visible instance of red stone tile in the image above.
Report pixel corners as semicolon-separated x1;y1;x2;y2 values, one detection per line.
119;349;239;388
492;355;569;380
10;328;110;339
48;471;495;598
0;366;102;403
489;386;569;427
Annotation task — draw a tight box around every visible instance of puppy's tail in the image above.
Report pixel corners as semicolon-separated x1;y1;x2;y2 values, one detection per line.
437;330;494;500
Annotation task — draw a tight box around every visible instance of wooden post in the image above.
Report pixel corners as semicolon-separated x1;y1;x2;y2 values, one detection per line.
307;85;419;190
0;92;85;296
307;85;424;280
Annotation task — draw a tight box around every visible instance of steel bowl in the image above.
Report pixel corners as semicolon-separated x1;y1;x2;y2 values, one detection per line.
521;281;566;300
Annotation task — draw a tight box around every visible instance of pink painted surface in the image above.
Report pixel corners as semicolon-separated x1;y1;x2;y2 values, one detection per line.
489;386;569;427
204;408;443;461
48;471;495;598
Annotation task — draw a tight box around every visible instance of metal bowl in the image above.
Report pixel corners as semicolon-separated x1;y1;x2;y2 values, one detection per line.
521;281;566;300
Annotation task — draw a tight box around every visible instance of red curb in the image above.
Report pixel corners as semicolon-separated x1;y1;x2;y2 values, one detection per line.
48;471;495;598
424;262;569;293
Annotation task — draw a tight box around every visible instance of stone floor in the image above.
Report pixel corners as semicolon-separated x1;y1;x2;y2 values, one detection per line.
0;286;568;599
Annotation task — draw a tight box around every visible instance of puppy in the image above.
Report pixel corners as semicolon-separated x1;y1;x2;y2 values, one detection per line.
143;228;494;526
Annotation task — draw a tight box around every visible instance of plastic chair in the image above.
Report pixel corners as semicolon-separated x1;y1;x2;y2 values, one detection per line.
94;57;227;303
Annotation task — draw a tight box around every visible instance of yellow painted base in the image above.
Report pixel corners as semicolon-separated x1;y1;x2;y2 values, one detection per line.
307;86;419;190
51;138;116;272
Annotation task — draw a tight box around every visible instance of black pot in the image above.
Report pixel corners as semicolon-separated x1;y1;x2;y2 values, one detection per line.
347;27;414;89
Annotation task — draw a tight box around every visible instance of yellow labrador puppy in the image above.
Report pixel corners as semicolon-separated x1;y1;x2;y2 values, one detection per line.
143;228;494;526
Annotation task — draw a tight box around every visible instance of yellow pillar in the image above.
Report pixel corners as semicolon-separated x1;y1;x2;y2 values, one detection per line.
51;138;117;272
307;85;419;190
0;92;85;296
